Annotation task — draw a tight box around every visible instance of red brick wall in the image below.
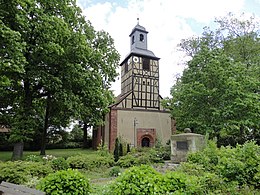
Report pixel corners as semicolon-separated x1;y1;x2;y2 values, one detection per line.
137;128;156;147
109;109;117;151
92;126;102;149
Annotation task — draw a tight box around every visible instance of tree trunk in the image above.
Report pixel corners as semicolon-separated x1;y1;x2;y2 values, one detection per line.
83;122;88;148
12;142;24;160
40;95;51;155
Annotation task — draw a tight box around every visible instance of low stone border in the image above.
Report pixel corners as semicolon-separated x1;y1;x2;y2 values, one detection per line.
0;181;45;195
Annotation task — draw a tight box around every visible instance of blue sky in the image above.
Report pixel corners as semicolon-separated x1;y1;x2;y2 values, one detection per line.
77;0;260;97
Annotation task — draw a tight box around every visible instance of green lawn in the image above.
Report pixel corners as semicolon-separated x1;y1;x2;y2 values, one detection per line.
0;148;95;161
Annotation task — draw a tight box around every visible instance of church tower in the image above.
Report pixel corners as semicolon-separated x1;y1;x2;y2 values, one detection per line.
120;20;160;109
92;21;174;151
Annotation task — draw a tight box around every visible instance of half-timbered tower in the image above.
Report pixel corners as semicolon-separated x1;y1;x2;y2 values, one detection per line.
119;23;160;110
92;21;175;150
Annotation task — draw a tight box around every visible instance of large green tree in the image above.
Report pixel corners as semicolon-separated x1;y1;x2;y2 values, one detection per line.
166;13;260;146
0;0;119;159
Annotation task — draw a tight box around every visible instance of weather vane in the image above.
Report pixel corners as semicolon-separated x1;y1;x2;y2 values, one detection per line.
137;17;139;25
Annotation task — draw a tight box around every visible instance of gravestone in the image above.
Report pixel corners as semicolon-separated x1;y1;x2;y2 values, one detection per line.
171;131;205;163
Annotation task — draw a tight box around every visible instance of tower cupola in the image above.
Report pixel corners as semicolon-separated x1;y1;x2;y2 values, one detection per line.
129;18;148;51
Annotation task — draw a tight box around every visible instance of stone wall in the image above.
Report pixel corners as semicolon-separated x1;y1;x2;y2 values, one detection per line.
171;133;205;163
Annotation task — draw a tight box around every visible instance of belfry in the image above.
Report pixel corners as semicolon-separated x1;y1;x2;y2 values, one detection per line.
93;21;175;150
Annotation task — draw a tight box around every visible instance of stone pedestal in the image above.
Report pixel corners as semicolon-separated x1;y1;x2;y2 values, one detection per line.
171;133;205;163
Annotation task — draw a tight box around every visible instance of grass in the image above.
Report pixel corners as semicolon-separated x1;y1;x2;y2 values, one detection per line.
0;148;95;161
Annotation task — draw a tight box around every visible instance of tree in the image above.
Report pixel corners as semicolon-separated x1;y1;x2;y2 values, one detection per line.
70;125;84;143
0;0;119;159
166;13;260;146
114;138;119;162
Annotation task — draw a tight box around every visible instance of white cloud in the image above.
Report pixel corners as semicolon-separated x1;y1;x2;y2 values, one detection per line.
77;0;252;97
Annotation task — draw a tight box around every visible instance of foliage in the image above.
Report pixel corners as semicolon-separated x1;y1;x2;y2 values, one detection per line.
116;148;164;168
67;153;114;170
154;139;171;160
25;155;43;162
96;143;110;156
187;140;219;171
0;0;120;159
176;162;238;194
24;176;41;189
106;165;164;195
187;141;260;188
113;138;120;162
109;166;122;177
127;144;131;153
0;161;52;184
50;157;69;171
42;155;57;162
37;169;90;195
69;125;84;142
165;13;260;145
119;143;123;157
161;171;202;194
115;152;139;168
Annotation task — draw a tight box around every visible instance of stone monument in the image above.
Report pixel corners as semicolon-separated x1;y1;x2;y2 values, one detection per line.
171;128;205;163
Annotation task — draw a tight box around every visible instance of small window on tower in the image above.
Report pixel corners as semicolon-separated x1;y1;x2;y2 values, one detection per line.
132;36;135;44
140;34;144;41
125;62;128;74
142;58;150;71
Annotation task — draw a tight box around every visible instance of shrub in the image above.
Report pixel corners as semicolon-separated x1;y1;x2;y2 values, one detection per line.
66;155;87;169
119;143;123;157
154;138;171;160
25;155;43;162
114;138;120;162
116;153;138;168
107;165;164;194
37;169;90;195
51;157;69;171
116;148;164;168
187;140;219;171
216;142;260;186
67;153;114;170
177;162;224;193
97;143;110;157
186;140;260;189
42;155;57;162
0;161;53;184
162;171;202;194
126;144;130;153
177;162;206;176
109;166;121;177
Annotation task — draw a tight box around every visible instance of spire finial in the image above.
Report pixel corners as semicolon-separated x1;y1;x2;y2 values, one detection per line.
137;17;139;25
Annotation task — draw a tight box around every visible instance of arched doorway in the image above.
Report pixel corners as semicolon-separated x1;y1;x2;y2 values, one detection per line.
141;137;150;147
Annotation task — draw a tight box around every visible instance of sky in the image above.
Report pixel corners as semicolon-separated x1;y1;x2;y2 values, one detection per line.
76;0;260;98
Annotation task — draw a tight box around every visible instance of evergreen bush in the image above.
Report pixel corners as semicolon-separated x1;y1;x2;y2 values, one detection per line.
113;138;119;162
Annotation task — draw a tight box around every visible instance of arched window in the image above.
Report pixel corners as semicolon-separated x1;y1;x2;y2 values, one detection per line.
132;36;135;44
140;34;144;41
